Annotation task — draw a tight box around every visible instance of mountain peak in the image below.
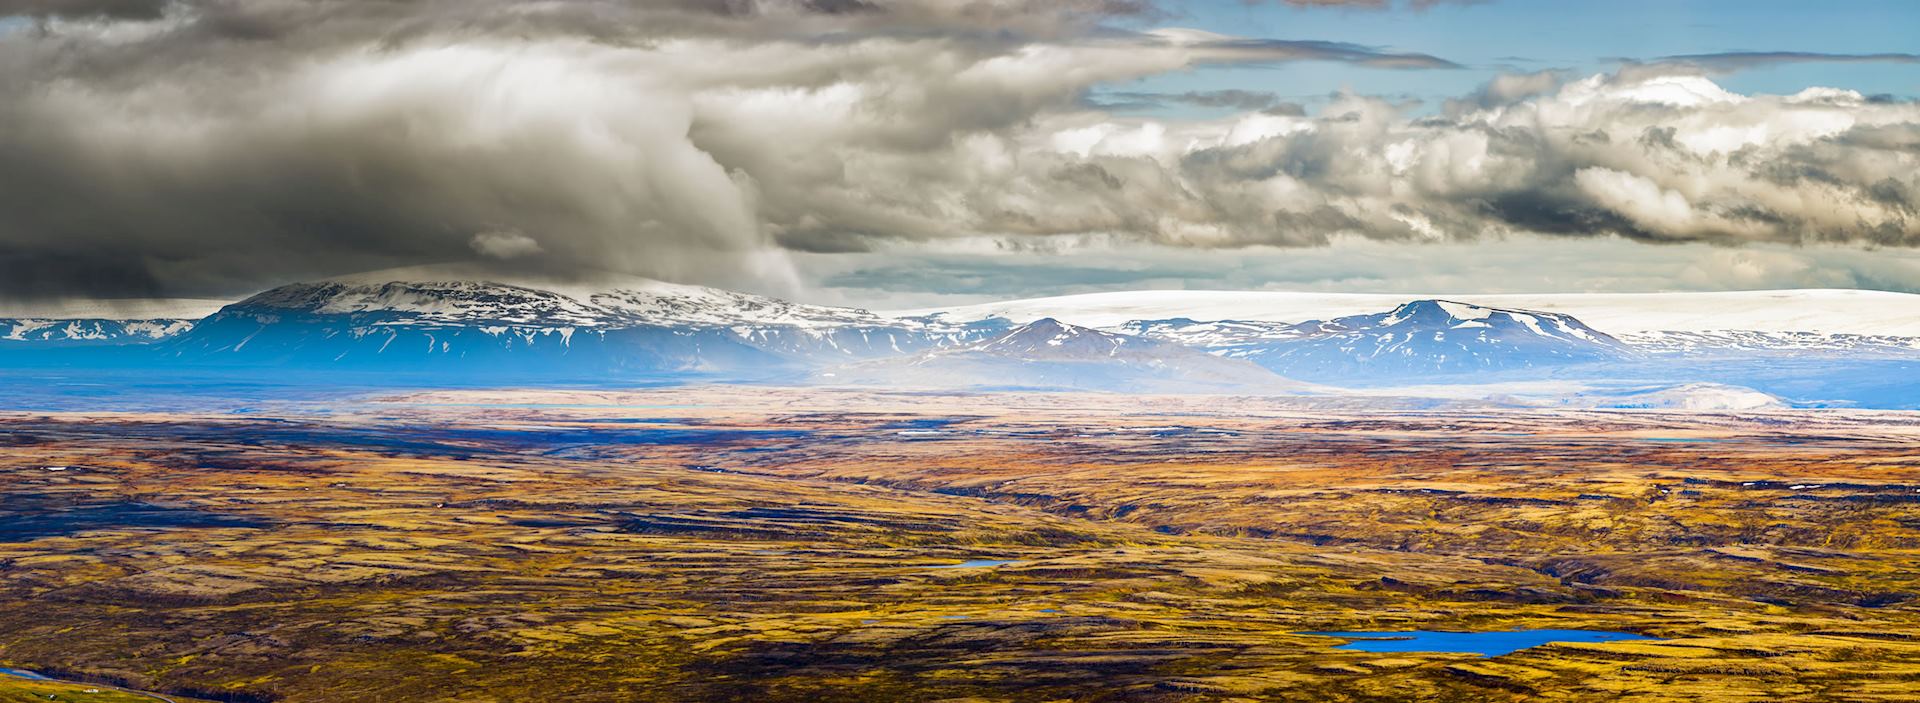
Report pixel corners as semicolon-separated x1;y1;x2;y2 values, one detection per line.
1384;299;1500;325
1015;317;1071;335
1303;301;1629;377
1376;299;1622;342
975;317;1131;357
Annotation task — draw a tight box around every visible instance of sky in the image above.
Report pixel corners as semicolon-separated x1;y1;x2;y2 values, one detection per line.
0;0;1917;308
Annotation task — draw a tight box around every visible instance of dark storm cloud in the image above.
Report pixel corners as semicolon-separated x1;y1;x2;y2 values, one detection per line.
0;0;166;19
0;0;1475;299
0;0;1170;298
823;258;1207;294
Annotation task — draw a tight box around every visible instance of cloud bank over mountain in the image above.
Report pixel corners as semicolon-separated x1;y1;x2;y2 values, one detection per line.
0;1;1915;301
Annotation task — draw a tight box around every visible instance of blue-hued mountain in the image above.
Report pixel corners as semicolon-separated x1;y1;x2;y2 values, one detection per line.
139;270;1005;377
818;318;1312;393
1120;300;1631;381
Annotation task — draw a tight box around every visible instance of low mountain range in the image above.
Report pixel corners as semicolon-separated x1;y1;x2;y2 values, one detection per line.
1;318;196;346
3;272;1917;405
1120;299;1632;382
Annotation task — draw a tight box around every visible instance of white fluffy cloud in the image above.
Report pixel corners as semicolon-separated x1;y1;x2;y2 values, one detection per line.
755;70;1917;260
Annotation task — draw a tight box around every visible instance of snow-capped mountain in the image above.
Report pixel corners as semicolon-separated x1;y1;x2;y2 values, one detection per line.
0;298;224;348
160;270;1004;374
1;318;196;346
818;318;1310;393
1120;300;1629;381
890;289;1920;338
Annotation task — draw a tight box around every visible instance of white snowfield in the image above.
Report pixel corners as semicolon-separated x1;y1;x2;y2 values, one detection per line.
887;289;1920;337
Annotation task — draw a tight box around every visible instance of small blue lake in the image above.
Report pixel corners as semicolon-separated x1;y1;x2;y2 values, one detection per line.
1299;629;1654;657
924;559;1020;569
0;667;50;680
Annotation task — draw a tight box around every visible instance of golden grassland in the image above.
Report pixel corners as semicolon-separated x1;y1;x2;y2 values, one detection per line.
0;676;211;703
3;387;1920;701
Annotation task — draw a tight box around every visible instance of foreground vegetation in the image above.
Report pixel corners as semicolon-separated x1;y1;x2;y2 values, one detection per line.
3;387;1920;701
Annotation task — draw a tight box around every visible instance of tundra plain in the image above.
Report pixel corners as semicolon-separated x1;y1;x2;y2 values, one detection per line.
4;387;1920;702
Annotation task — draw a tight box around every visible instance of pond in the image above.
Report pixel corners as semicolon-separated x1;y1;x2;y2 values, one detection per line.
1298;629;1655;657
924;559;1021;569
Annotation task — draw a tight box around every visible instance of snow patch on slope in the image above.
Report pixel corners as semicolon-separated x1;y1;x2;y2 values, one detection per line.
0;318;198;344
